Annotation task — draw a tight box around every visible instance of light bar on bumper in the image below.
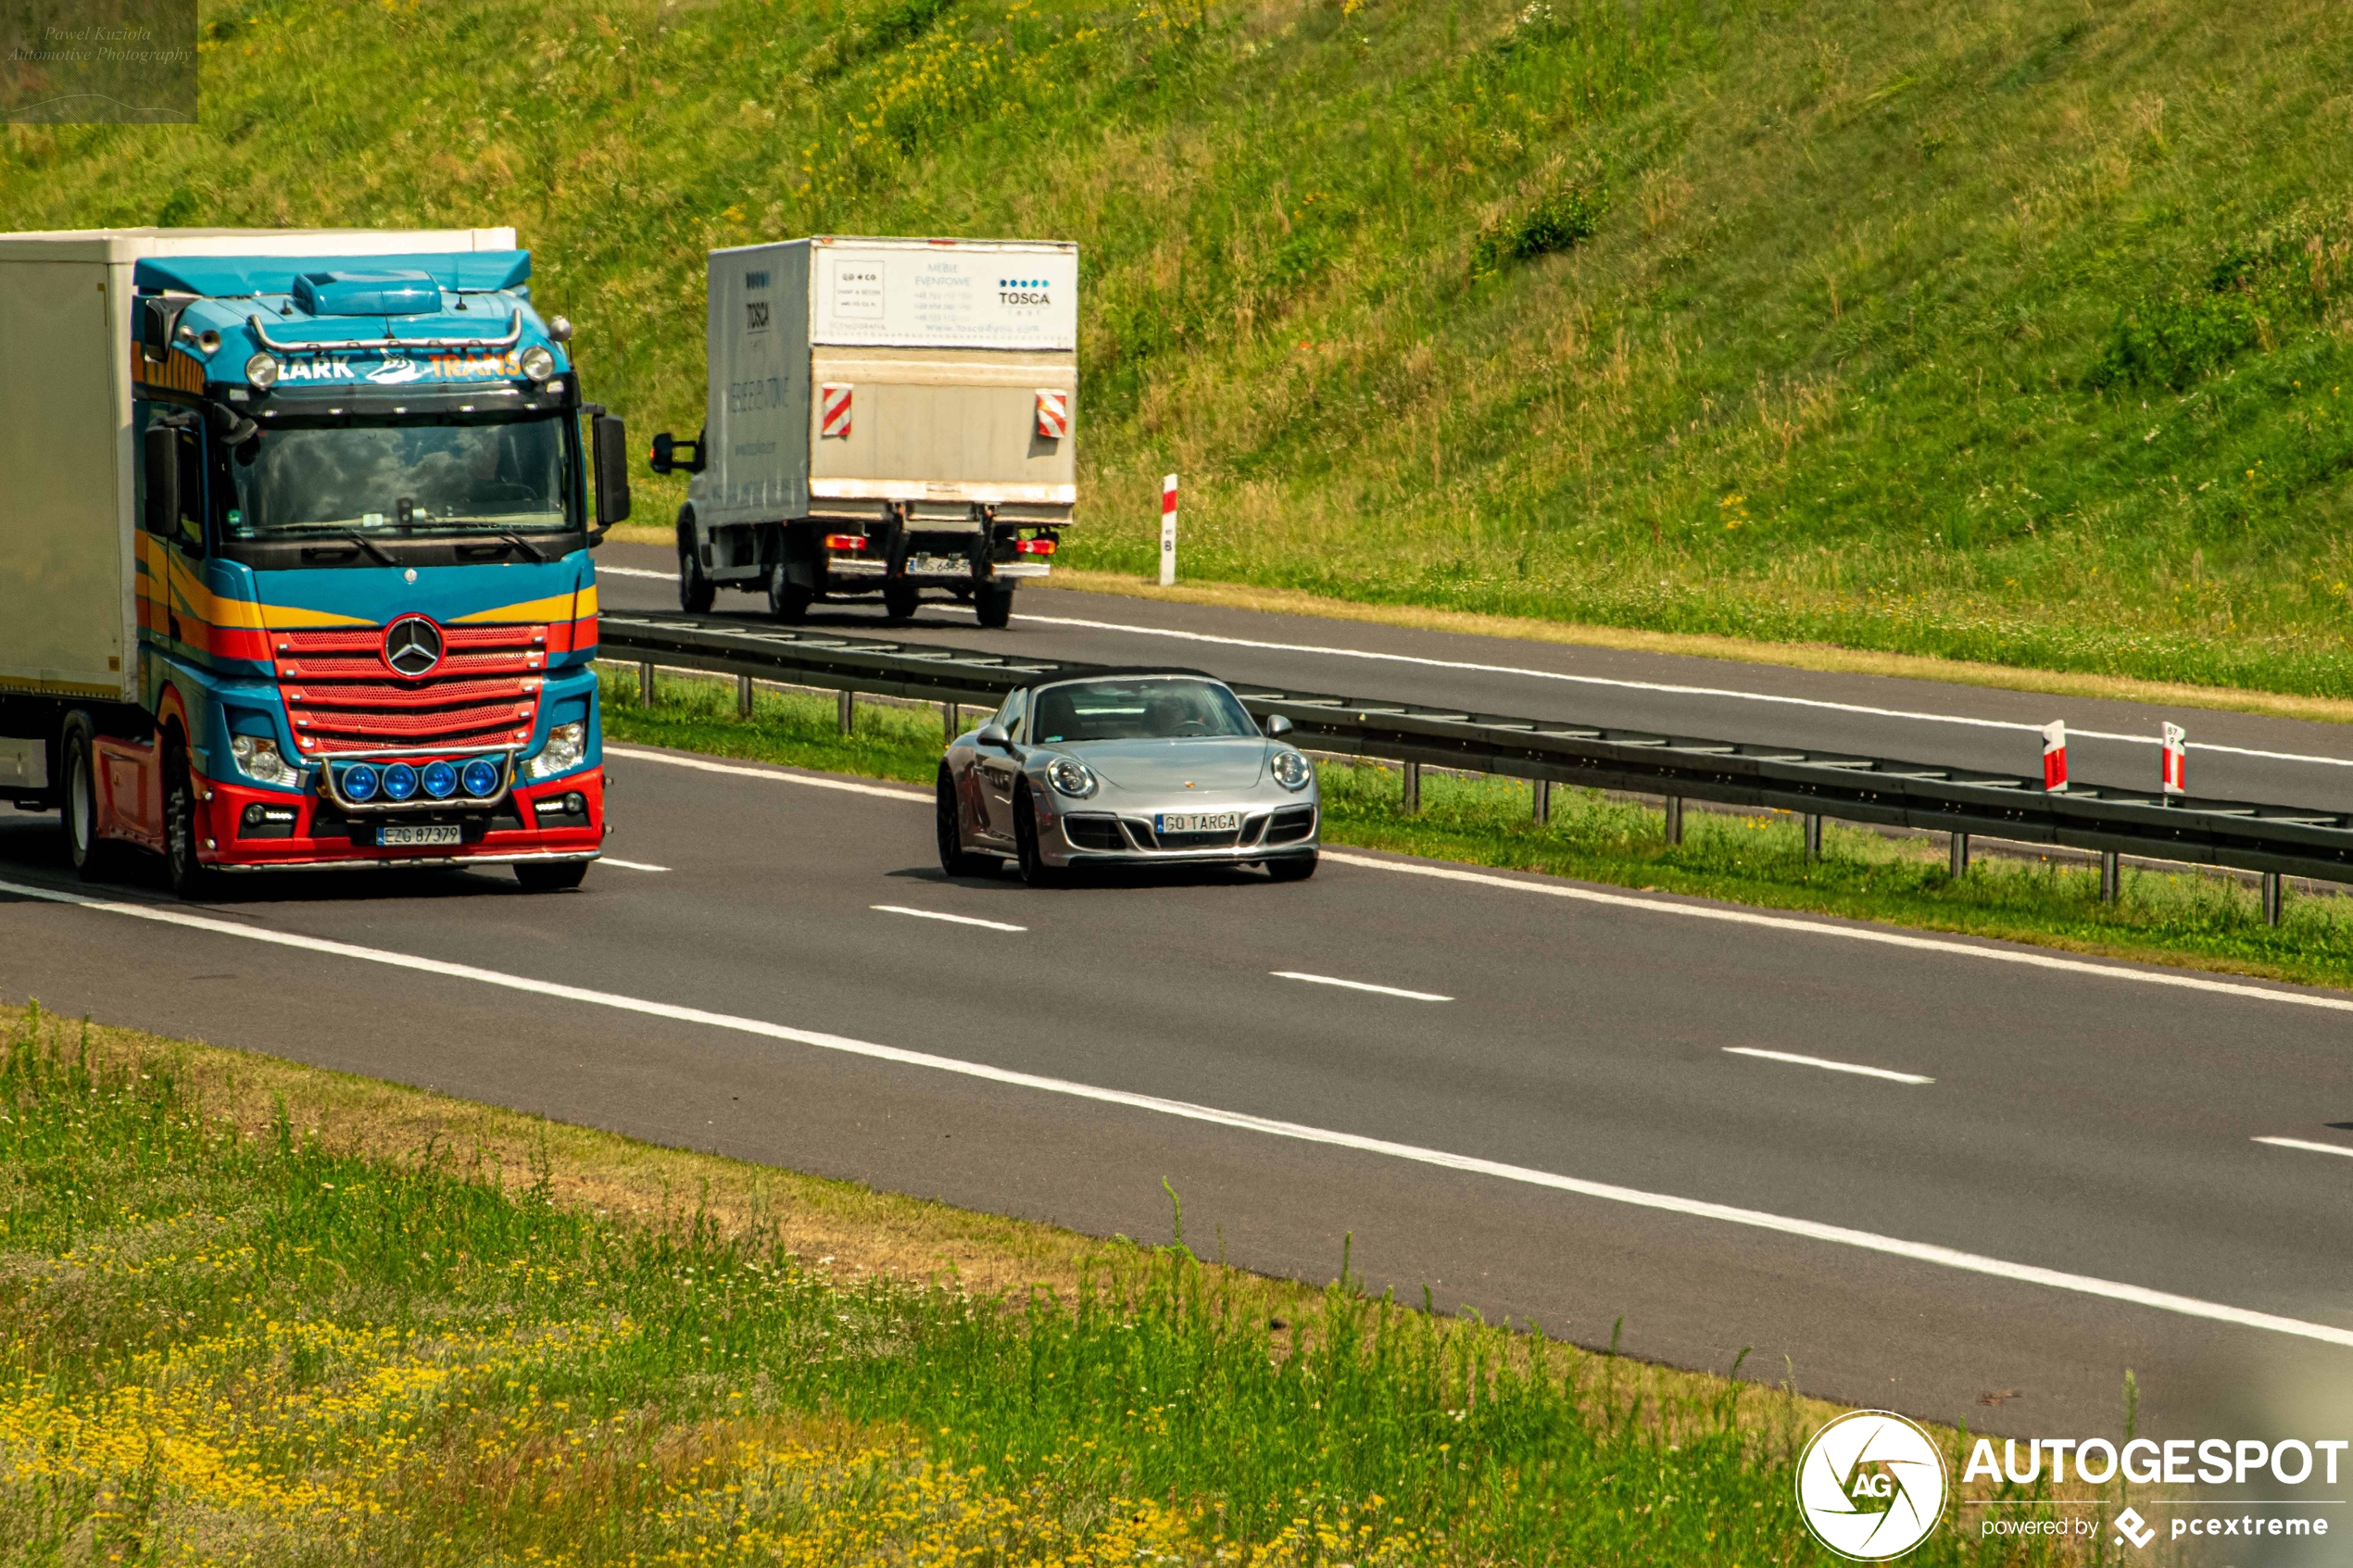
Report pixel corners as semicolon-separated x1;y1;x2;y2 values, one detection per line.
321;749;518;811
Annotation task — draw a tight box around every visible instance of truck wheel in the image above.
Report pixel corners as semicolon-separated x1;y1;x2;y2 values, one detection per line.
975;583;1014;630
1013;781;1062;886
937;763;983;876
767;561;812;623
162;737;215;901
678;523;716;614
60;716;122;883
516;860;589;892
883;582;920;622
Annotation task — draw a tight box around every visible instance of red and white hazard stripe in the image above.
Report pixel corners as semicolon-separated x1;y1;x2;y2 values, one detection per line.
2160;722;2187;796
1035;388;1068;440
2041;721;2068;792
1159;472;1178;587
820;383;853;439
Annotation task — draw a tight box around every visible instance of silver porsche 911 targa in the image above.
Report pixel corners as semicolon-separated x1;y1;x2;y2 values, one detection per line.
937;669;1318;884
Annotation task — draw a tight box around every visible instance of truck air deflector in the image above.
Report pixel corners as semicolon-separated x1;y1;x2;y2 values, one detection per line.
134;250;532;297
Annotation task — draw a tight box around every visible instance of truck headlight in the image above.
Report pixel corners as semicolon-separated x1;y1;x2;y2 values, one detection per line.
245;353;279;390
519;345;556;383
1046;757;1097;798
228;734;296;786
529;721;586;778
1271;750;1313;791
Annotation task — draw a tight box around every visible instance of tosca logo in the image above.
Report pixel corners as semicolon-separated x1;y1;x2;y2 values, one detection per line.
1796;1411;1949;1561
998;276;1051;307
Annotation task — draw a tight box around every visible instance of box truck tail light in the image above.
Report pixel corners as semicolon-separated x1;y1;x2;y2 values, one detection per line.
1015;538;1056;556
824;533;867;552
820;383;853;439
1035;388;1069;440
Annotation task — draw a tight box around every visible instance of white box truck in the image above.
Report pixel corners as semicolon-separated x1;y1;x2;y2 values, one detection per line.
652;236;1077;627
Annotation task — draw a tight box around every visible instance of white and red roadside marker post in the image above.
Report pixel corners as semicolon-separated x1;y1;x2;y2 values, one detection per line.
1160;473;1178;586
2042;721;2069;792
2161;721;2187;797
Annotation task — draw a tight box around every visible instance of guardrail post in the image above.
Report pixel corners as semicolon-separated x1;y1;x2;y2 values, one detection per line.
1803;813;1822;863
838;689;855;736
736;674;753;719
2100;850;2120;905
2263;872;2284;926
1533;778;1550;824
944;702;960;742
1403;761;1421;815
638;660;654;708
1664;796;1683;847
1949;833;1969;877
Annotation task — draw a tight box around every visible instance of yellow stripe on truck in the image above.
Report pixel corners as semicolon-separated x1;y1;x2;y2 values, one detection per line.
450;591;583;624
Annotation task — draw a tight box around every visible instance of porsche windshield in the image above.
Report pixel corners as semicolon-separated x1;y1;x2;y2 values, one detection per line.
1030;679;1258;743
222;413;575;538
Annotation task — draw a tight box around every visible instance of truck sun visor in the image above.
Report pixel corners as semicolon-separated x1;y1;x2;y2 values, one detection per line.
132;250;532;300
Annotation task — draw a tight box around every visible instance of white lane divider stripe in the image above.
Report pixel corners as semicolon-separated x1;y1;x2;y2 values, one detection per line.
6;874;2352;1351
1323;851;2353;1015
9;876;2351;1350
1272;970;1452;1002
1724;1046;1933;1085
873;904;1026;932
599;857;673;872
950;608;2353;771
595;566;677;580
606;745;930;802
2254;1136;2353;1160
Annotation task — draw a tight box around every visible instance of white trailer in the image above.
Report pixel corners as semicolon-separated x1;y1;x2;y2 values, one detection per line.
655;236;1077;627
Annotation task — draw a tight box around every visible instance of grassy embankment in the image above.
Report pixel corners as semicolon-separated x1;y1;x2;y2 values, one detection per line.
603;666;2353;993
0;1000;2122;1565
12;0;2353;696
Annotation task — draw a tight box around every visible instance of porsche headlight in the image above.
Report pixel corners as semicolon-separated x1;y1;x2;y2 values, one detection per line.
530;721;586;779
1271;750;1313;792
228;734;296;786
1046;757;1098;798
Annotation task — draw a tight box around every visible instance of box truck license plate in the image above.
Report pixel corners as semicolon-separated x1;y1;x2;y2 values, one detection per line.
1155;812;1239;834
907;555;969;577
380;823;462;847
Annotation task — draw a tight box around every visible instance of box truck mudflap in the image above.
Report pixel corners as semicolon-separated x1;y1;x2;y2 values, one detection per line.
654;235;1076;629
0;227;634;896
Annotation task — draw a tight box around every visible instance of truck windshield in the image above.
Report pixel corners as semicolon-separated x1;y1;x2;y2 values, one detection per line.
222;413;574;538
1030;679;1259;743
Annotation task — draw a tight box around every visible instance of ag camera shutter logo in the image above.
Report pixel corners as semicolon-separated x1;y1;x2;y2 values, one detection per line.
1795;1410;1949;1561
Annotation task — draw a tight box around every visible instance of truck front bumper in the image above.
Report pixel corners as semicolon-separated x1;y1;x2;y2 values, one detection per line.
195;768;606;872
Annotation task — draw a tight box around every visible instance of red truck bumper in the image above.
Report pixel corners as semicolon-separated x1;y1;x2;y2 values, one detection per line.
194;768;605;872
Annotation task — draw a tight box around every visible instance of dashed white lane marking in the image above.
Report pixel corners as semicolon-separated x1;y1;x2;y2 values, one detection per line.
929;605;2353;771
2254;1136;2353;1160
1724;1046;1933;1085
873;904;1026;932
7;873;2351;1351
1272;970;1453;1002
595;566;676;580
599;857;672;872
605;745;929;802
1321;851;2353;1016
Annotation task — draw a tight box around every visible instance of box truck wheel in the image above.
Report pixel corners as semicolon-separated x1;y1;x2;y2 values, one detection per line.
60;715;124;884
766;561;812;623
162;737;215;901
677;516;715;614
975;583;1015;629
884;582;920;622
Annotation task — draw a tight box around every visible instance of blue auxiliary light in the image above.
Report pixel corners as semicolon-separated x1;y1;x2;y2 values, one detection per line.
421;760;458;799
383;763;420;802
342;763;381;802
459;759;501;797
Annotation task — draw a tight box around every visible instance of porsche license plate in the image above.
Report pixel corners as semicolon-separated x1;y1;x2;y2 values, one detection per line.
1156;811;1240;834
380;823;462;847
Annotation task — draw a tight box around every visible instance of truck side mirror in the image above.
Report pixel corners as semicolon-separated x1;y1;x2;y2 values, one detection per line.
1264;714;1294;737
592;414;632;527
142;424;179;535
648;431;675;474
139;298;182;365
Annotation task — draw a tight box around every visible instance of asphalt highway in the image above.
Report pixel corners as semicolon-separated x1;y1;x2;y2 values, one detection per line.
595;541;2353;814
7;739;2353;1441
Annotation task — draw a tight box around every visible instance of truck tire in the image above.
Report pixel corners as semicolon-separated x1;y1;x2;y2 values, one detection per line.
1013;781;1062;886
516;860;589;892
883;582;920;622
767;560;812;623
60;715;122;883
975;583;1014;630
678;517;715;614
936;763;984;876
162;736;215;901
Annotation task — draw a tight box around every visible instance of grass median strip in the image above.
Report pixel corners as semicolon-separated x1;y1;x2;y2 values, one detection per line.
600;668;2353;995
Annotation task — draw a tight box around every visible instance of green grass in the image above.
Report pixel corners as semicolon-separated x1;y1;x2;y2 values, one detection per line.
12;0;2353;696
603;665;2353;992
0;1000;2111;1565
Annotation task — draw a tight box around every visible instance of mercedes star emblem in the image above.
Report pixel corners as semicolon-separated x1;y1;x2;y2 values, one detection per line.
383;616;444;679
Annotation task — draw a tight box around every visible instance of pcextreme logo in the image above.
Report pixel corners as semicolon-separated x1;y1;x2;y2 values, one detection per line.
1795;1411;1949;1561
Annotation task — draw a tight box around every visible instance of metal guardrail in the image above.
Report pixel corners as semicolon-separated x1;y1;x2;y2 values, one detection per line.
598;611;2353;891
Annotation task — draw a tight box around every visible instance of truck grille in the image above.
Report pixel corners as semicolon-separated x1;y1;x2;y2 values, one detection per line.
273;624;548;755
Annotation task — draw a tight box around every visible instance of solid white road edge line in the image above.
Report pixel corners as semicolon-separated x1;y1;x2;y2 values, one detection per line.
9;875;2352;1351
605;744;930;802
594;566;677;580
872;904;1026;933
2254;1136;2353;1160
949;607;2353;771
1321;851;2353;1015
599;857;673;872
1272;970;1453;1002
1723;1047;1933;1085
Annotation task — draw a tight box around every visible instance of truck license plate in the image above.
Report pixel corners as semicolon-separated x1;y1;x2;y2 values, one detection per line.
907;554;968;576
1155;812;1240;834
380;823;462;847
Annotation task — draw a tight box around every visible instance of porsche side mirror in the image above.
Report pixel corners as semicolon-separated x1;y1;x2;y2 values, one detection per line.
975;721;1010;749
1264;714;1294;737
